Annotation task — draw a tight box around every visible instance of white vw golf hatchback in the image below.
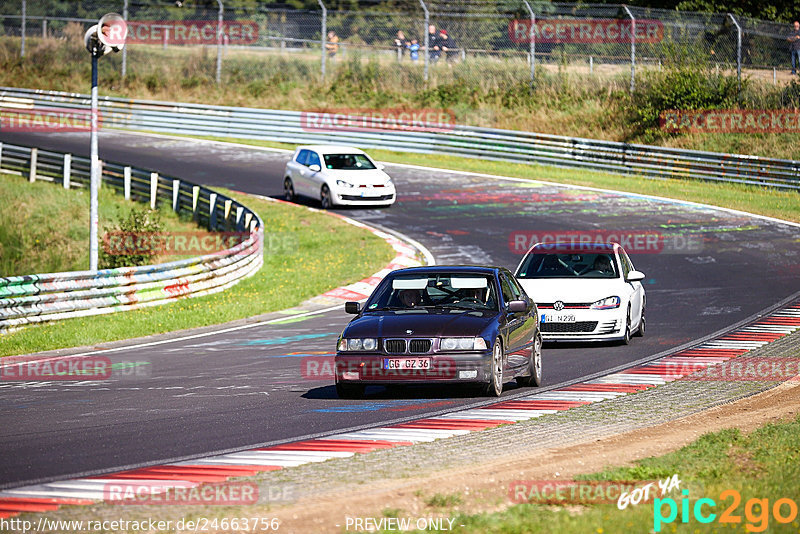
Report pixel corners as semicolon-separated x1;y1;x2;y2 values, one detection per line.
514;242;646;343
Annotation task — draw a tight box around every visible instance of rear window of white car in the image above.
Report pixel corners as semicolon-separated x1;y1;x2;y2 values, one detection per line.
324;154;376;170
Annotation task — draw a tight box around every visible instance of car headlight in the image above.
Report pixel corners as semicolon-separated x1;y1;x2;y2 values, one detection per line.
440;337;487;351
338;338;378;351
590;296;621;310
335;179;355;188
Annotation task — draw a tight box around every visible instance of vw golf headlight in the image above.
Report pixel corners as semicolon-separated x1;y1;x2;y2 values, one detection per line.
440;337;487;351
590;296;621;310
338;338;378;351
336;179;355;188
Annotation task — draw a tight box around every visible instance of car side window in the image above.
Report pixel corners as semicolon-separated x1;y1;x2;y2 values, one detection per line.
295;149;309;166
506;274;525;301
307;151;321;168
619;250;632;278
499;274;514;306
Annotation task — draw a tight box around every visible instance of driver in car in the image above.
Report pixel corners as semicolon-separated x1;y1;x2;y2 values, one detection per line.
397;289;423;307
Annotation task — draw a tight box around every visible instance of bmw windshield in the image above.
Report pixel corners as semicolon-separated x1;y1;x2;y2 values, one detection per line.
365;273;499;311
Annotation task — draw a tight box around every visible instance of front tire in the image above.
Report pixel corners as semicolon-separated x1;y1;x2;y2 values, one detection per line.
620;307;632;345
283;178;295;202
634;311;645;337
320;184;333;209
516;332;542;388
484;338;504;397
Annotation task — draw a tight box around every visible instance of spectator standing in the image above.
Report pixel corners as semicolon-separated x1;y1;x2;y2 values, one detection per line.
789;21;800;75
326;30;339;60
394;30;409;60
407;39;420;61
427;24;440;62
438;29;459;63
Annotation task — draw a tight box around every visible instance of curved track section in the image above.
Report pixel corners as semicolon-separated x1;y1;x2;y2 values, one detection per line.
1;130;798;489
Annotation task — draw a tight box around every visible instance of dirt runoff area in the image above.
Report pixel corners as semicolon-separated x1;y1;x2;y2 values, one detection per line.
272;379;800;533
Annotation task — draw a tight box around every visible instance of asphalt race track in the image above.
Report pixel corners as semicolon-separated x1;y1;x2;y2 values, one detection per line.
1;130;798;489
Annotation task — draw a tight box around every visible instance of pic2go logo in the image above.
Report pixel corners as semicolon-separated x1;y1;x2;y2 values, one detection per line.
654;489;799;532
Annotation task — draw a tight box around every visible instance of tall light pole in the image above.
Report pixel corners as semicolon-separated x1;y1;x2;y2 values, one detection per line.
84;14;127;272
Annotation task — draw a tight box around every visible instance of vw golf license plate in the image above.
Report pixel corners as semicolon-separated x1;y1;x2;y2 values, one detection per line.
383;358;431;370
542;313;577;323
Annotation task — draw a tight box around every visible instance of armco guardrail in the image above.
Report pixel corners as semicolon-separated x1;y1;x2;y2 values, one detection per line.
0;142;263;332
2;86;799;190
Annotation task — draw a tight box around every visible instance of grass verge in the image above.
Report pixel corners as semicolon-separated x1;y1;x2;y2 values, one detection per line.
0;188;395;357
0;171;199;275
445;414;800;533
190;135;800;224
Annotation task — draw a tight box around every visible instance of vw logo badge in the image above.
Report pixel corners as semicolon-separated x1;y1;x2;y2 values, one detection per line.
553;301;565;311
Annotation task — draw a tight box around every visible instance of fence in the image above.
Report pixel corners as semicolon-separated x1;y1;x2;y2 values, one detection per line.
1;1;798;91
2;86;798;191
0;141;264;331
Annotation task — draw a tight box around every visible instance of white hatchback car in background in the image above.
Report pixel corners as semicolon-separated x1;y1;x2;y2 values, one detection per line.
283;145;396;208
514;242;646;343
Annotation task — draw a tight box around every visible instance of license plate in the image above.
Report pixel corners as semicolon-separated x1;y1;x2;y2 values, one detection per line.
542;313;577;323
383;358;431;370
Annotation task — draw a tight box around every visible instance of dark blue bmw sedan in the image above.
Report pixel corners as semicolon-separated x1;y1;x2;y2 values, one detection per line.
334;266;542;398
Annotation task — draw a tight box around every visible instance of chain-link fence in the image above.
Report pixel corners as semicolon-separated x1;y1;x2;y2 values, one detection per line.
1;0;798;92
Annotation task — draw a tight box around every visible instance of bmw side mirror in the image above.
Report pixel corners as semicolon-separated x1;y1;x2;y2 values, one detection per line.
377;163;386;170
507;300;527;313
345;301;361;314
626;270;645;282
309;164;321;172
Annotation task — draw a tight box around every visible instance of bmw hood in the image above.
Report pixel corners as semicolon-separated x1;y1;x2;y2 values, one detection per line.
518;278;626;304
344;311;497;339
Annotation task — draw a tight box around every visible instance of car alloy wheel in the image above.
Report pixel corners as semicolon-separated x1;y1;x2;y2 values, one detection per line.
284;178;295;202
485;339;504;397
336;382;363;399
320;184;332;209
516;332;542;388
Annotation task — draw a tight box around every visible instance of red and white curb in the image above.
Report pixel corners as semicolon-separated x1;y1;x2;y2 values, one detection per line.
2;302;798;517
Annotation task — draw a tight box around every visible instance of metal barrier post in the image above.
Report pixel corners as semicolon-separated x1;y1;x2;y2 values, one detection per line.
523;0;535;87
172;179;180;211
21;0;26;57
63;153;71;189
419;0;429;82
216;0;223;84
42;18;46;38
728;13;742;94
150;172;158;209
29;147;37;182
623;5;635;93
124;166;131;199
121;0;128;78
318;0;326;81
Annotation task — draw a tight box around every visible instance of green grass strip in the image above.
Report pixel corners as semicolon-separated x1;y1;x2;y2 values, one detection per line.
1;188;395;357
